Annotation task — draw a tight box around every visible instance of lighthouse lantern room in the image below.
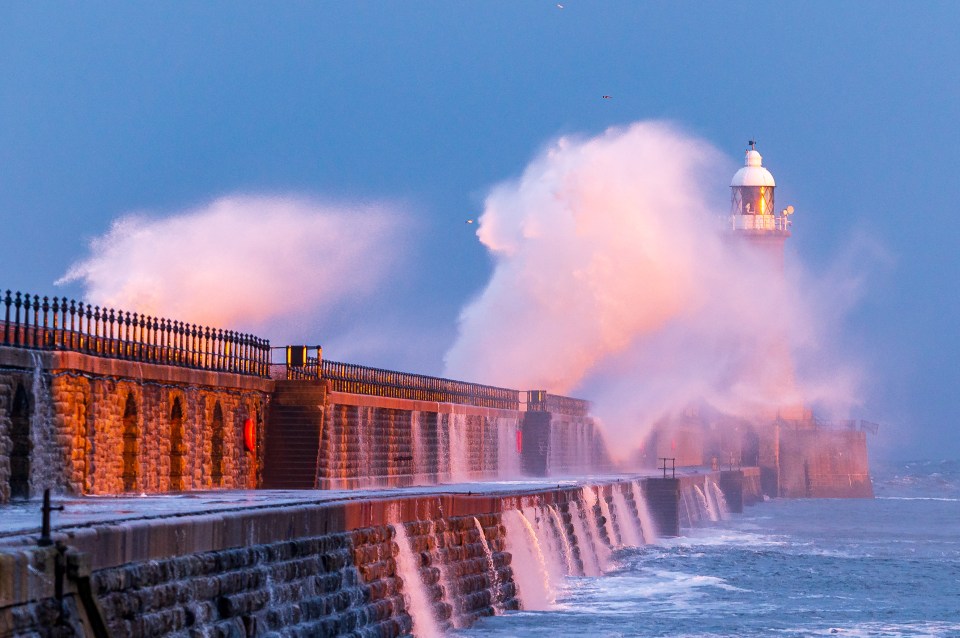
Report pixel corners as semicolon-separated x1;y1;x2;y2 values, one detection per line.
730;141;792;233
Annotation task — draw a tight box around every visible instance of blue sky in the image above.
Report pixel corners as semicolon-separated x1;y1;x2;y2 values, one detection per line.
2;2;958;460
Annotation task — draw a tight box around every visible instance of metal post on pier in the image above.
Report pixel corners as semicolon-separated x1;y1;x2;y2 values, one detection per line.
38;488;64;547
659;457;676;479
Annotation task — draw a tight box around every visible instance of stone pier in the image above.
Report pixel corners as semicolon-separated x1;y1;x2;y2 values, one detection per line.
0;475;689;637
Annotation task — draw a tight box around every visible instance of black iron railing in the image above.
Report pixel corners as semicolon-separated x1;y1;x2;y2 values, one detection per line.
320;359;521;410
1;289;270;377
523;390;591;417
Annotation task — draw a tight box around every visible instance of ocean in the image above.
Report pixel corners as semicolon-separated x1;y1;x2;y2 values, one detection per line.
453;460;960;638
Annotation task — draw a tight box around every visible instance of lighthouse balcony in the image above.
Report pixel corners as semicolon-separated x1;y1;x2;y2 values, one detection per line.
728;214;791;233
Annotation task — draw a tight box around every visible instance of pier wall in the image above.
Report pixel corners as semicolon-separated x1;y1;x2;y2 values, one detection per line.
777;429;873;498
0;477;680;637
2;345;611;503
263;382;610;490
0;346;271;503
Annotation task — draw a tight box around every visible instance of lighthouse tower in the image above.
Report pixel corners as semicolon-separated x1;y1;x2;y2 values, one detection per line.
729;141;793;270
729;141;804;418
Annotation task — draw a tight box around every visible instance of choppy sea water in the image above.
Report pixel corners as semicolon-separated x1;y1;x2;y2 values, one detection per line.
454;460;960;638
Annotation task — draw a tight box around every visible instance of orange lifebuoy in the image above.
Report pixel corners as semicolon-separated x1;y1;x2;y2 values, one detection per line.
244;418;256;453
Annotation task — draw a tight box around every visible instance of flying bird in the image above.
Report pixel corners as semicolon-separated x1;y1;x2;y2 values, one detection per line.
465;219;474;224
557;3;564;8
602;95;612;99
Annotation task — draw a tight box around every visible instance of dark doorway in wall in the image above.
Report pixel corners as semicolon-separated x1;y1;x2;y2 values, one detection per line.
211;402;224;487
170;398;184;491
9;384;31;500
122;394;138;492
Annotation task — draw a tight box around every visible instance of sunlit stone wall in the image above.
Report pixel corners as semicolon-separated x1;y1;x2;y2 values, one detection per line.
0;346;271;503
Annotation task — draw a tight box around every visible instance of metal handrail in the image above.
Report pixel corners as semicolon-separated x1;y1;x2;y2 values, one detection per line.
1;289;271;377
320;359;521;410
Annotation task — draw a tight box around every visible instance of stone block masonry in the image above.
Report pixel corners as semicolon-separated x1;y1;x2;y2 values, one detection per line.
263;384;611;490
0;478;682;637
0;346;271;503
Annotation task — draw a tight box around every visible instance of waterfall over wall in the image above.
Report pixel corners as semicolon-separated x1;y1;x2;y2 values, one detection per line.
309;396;618;489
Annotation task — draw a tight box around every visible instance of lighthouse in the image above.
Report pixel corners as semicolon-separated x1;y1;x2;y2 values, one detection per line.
729;141;794;271
729;141;807;421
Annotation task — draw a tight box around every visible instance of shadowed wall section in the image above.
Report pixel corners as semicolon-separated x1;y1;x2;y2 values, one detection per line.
263;380;611;489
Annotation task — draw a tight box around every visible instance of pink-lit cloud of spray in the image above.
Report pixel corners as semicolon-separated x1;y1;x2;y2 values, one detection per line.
444;121;866;462
58;194;409;348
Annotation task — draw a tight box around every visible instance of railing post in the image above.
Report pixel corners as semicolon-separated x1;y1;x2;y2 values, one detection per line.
138;315;146;362
50;297;60;349
158;318;167;365
203;327;212;370
123;312;132;359
78;302;86;352
30;295;40;348
188;324;196;367
93;306;103;355
142;315;150;362
178;321;186;365
13;292;22;346
40;296;50;348
3;290;11;345
107;309;116;357
147;317;156;363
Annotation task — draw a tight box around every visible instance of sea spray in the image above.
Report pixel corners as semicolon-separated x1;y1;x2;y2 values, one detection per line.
449;412;469;481
597;491;620;547
680;486;696;526
580;487;612;569
611;486;643;546
472;517;503;613
392;523;442;638
438;414;450;480
411;411;425;483
502;509;554;609
29;353;61;496
547;504;577;575
428;520;460;628
568;501;602;576
694;484;716;522
631;480;659;543
709;480;730;521
443;123;865;462
704;479;722;522
358;407;371;486
497;417;522;478
693;485;717;521
526;506;566;584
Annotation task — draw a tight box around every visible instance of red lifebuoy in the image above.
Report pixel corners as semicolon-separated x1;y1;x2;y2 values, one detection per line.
244;418;256;453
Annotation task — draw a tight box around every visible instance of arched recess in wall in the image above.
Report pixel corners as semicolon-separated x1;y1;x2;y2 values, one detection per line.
211;401;224;487
170;398;185;491
9;384;31;500
122;393;139;492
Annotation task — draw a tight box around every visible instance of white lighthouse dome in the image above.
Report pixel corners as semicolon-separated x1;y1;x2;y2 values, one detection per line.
730;148;776;187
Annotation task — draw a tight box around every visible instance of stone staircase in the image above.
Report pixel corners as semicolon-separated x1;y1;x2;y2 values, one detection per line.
262;380;326;489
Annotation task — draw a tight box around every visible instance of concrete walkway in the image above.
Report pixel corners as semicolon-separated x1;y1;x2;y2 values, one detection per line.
0;472;667;545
